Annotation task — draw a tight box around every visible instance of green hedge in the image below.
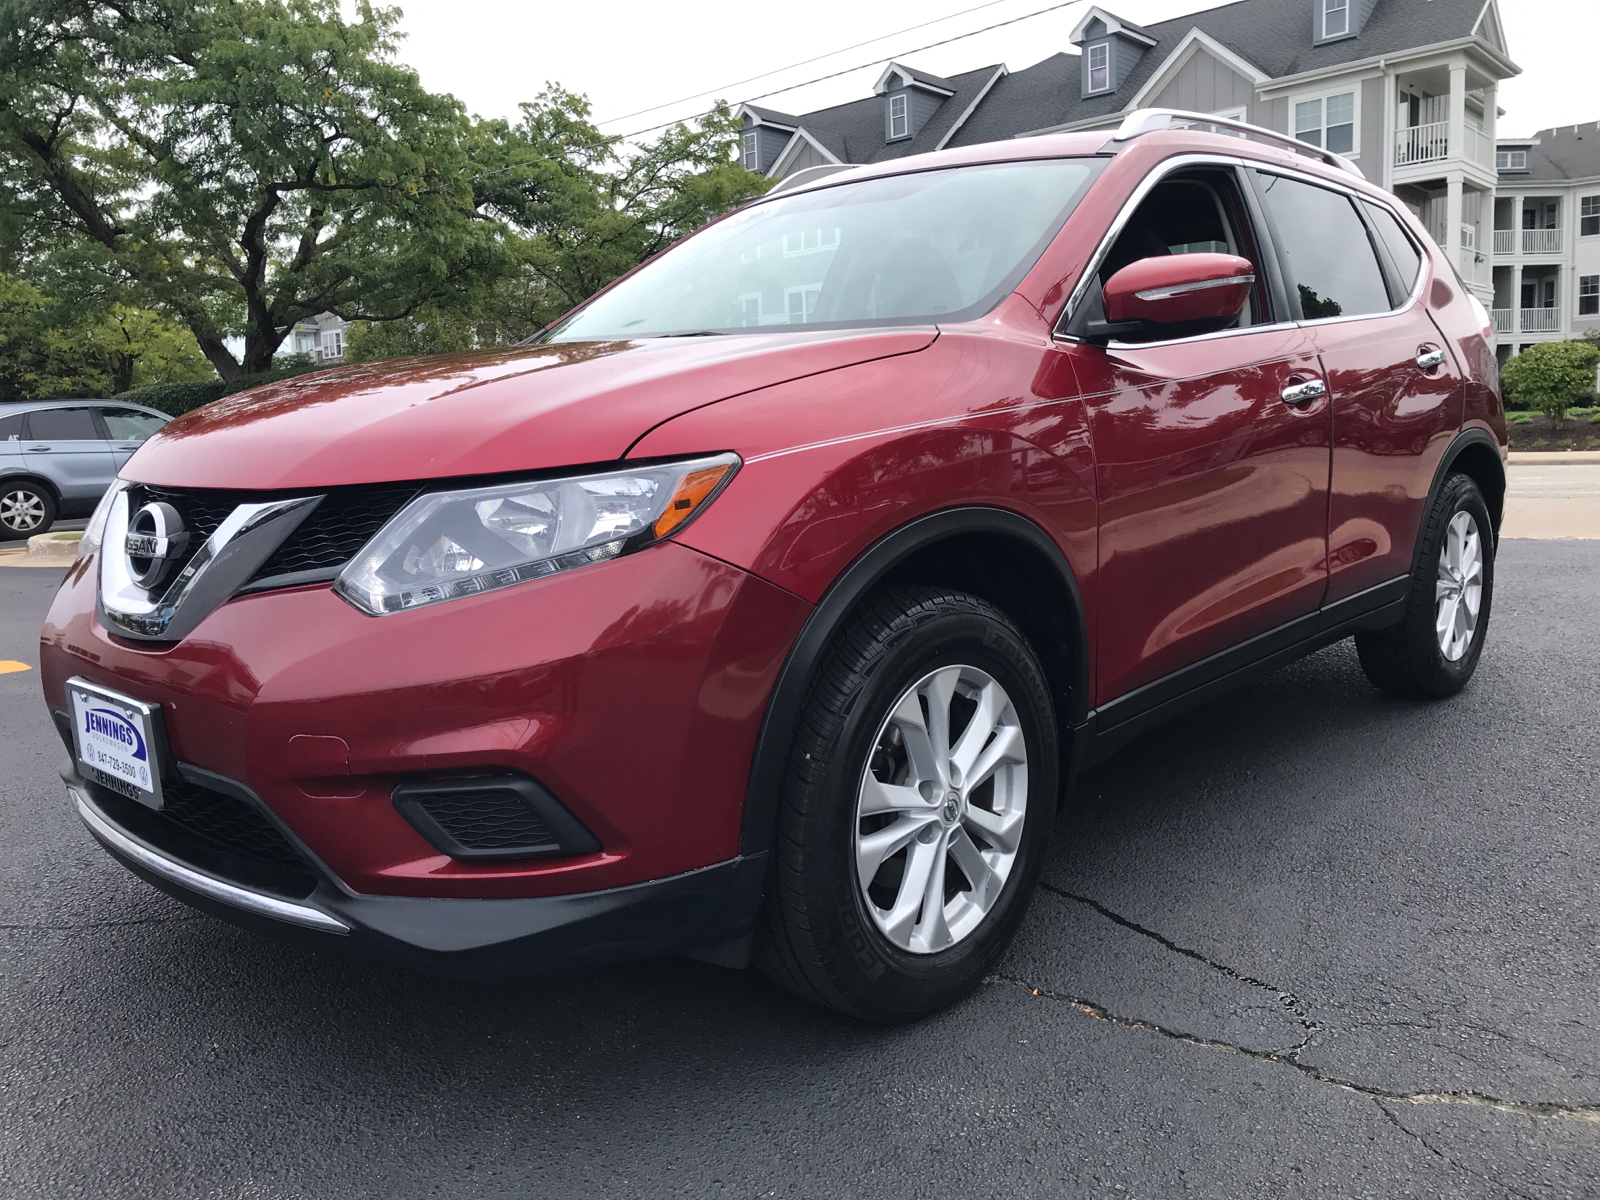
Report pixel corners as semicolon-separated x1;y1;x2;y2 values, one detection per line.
115;359;330;417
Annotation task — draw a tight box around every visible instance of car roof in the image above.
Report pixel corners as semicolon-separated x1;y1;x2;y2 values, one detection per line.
0;398;169;419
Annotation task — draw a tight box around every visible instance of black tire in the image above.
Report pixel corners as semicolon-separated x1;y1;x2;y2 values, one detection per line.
1355;472;1494;699
0;480;56;538
753;585;1059;1023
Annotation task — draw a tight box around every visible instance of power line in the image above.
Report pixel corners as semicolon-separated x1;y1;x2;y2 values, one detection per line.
615;0;1089;142
596;0;1016;127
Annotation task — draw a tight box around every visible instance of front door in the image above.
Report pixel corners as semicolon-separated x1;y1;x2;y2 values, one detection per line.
1074;167;1333;704
20;407;116;508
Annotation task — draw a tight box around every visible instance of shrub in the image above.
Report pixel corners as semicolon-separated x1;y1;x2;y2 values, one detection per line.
116;358;329;417
1499;341;1600;420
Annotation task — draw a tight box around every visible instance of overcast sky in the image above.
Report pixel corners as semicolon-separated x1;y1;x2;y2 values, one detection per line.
383;0;1594;141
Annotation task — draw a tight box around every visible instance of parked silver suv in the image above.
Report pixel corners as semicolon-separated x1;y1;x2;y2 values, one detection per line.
0;400;170;538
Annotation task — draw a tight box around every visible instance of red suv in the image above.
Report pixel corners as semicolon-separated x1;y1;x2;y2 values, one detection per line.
41;112;1506;1022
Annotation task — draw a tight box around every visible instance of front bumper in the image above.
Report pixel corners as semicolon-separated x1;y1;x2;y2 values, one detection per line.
67;766;769;977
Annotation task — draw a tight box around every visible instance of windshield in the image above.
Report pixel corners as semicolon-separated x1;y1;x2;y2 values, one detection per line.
543;158;1102;340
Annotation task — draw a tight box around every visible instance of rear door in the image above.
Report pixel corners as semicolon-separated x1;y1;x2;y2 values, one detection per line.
20;406;117;508
1251;171;1463;606
1074;165;1333;704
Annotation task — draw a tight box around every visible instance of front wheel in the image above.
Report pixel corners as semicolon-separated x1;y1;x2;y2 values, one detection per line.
753;586;1058;1023
1355;472;1494;699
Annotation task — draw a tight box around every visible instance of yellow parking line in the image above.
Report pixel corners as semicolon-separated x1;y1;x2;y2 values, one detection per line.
0;661;32;674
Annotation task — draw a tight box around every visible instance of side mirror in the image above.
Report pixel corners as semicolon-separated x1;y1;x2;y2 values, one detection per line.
1094;253;1256;341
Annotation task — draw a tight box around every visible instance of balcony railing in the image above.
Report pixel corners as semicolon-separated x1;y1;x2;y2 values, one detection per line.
1395;121;1449;166
1466;124;1494;169
1523;228;1563;254
1520;307;1561;333
1493;229;1516;256
1492;308;1513;334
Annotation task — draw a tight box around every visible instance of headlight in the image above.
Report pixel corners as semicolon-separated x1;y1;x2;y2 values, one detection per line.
334;454;739;615
78;480;129;561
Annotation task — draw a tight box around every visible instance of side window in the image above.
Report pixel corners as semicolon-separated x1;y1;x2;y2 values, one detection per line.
24;407;101;441
1254;172;1391;321
1362;201;1424;298
1097;169;1270;335
100;408;169;442
0;413;23;441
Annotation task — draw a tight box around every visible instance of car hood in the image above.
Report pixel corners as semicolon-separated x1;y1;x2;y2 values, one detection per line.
126;329;938;490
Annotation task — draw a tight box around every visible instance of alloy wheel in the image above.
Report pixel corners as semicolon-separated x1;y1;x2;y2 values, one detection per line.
1435;509;1483;662
1;488;46;534
855;664;1028;955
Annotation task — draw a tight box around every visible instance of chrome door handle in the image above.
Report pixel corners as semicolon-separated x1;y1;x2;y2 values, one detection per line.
1416;348;1446;370
1281;379;1326;405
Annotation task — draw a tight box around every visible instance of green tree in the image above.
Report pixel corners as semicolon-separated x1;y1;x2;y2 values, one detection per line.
0;271;212;400
1500;341;1600;420
472;88;771;328
0;0;509;380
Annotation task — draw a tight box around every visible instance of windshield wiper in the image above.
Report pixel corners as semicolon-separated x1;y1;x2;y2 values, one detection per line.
655;330;726;337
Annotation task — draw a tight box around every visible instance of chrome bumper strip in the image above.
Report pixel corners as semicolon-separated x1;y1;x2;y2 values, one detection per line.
70;786;350;935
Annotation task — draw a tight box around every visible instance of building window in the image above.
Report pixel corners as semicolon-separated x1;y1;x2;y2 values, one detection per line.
742;132;758;170
1582;197;1600;237
1322;0;1349;38
1294;91;1356;155
1087;43;1110;92
1496;149;1527;171
321;329;343;359
1580;275;1600;317
784;285;820;324
782;227;842;258
888;93;908;140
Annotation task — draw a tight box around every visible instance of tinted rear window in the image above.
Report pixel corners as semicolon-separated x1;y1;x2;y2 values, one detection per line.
1363;201;1424;297
0;414;22;440
1255;172;1391;321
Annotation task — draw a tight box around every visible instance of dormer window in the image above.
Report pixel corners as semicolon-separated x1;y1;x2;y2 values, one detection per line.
1496;149;1528;172
742;132;759;170
1322;0;1349;39
889;94;909;140
1087;43;1110;92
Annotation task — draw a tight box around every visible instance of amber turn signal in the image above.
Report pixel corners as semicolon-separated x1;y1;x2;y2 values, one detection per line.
654;463;735;538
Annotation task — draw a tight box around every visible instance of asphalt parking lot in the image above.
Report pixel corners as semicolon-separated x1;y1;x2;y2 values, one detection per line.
3;533;1598;1197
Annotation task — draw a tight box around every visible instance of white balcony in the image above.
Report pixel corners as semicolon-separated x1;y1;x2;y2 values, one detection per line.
1493;229;1516;256
1395;121;1449;166
1520;307;1561;333
1466;124;1494;170
1523;228;1563;255
1492;308;1513;334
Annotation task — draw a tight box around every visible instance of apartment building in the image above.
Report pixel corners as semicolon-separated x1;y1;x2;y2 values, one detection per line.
1490;124;1600;359
739;0;1516;304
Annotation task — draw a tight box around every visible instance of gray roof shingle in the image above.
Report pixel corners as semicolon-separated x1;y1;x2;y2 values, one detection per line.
792;64;1006;165
1501;123;1600;183
948;0;1497;147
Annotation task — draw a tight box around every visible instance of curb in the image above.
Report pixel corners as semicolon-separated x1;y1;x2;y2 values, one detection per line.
1507;451;1600;464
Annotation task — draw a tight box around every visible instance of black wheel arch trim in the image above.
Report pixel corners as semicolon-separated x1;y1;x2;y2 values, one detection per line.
739;505;1090;857
1424;427;1506;547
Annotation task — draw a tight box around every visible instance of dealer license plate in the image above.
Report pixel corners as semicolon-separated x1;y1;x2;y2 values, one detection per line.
67;678;166;810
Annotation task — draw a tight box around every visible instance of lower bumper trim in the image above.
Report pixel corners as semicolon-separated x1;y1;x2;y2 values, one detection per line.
71;783;350;934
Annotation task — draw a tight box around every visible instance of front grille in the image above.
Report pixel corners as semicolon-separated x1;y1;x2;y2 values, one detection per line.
86;774;319;899
121;483;417;593
250;484;418;582
415;788;560;854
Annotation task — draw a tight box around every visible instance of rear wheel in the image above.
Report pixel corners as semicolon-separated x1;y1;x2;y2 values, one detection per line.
1355;473;1494;699
0;482;55;538
753;586;1058;1023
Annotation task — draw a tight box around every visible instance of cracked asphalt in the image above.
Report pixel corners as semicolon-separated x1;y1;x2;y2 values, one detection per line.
3;539;1598;1198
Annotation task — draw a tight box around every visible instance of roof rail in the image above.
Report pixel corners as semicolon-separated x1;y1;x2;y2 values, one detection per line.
1110;108;1364;178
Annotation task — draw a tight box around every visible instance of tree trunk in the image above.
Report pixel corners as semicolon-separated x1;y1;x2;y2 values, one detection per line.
110;352;134;395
